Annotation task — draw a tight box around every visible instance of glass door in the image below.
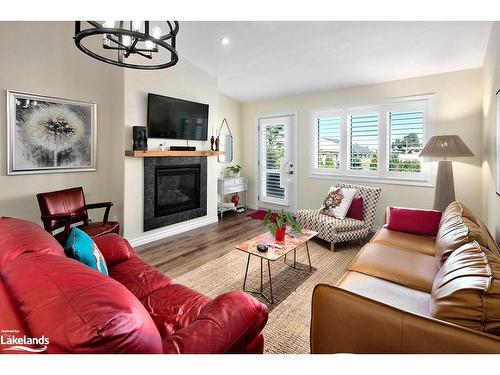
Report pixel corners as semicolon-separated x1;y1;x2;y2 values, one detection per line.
257;114;296;212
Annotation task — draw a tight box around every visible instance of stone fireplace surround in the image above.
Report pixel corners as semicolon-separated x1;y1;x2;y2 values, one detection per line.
144;156;207;232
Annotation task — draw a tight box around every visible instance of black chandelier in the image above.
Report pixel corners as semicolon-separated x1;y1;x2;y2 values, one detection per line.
74;21;179;70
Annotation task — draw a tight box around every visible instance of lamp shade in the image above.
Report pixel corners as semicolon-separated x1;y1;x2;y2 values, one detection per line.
419;135;474;158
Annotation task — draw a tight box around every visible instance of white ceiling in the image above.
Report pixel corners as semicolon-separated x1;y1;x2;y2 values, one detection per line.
177;21;492;103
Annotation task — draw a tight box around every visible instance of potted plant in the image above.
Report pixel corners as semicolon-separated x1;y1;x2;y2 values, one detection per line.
226;164;242;177
263;209;302;242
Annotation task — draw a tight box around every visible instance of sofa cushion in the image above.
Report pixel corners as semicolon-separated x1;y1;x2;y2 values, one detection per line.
108;256;173;300
64;227;109;276
320;187;357;219
0;217;64;269
140;283;211;338
441;201;479;226
386;207;442;237
349;242;438;292
93;233;134;266
477;219;500;256
431;241;500;335
347;197;364;221
337;271;431;316
295;209;365;233
2;252;162;353
0;280;33;353
371;227;435;256
434;214;488;267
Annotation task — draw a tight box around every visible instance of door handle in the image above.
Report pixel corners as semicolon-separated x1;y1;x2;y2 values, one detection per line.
279;159;289;189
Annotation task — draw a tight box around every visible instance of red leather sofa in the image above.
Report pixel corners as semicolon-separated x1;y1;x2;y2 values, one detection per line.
0;217;268;354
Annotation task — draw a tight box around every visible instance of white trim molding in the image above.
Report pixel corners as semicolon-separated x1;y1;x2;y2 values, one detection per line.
127;215;219;248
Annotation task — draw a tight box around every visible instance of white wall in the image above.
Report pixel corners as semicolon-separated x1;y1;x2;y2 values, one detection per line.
122;58;232;244
482;22;500;239
215;92;243;180
0;22;125;226
242;68;484;226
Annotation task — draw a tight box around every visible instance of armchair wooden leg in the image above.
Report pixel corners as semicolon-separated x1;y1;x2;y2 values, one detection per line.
330;242;336;252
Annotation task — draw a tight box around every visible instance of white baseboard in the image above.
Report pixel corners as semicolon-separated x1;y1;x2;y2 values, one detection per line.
127;215;219;248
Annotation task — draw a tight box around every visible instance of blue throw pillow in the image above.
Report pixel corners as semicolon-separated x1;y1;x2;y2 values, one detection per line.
64;227;109;276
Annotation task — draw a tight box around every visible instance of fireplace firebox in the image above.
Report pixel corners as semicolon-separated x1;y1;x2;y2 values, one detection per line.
155;165;201;217
144;157;207;231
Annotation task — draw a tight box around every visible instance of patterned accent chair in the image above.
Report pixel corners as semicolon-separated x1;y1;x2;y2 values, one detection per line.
295;183;381;251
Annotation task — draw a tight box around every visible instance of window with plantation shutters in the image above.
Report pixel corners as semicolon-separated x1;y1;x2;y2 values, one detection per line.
387;110;424;173
348;112;379;172
315;115;341;170
310;95;432;185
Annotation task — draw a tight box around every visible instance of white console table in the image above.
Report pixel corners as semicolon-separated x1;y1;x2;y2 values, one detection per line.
217;176;247;218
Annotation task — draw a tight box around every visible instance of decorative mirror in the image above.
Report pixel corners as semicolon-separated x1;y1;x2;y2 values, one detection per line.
217;118;233;163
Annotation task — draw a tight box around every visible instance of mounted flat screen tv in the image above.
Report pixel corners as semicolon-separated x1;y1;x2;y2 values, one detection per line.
147;93;209;140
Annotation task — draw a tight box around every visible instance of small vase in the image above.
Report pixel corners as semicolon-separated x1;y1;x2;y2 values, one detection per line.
231;171;240;178
210;136;215;151
275;227;286;242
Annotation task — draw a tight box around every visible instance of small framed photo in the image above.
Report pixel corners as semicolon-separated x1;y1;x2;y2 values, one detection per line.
7;90;97;175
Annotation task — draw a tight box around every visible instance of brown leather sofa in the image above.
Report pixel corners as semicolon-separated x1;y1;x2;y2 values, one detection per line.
311;201;500;353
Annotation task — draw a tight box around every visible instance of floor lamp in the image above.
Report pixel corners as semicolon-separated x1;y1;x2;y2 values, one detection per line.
419;135;474;212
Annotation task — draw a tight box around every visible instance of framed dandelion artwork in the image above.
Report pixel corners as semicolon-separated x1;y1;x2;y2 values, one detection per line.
7;90;97;175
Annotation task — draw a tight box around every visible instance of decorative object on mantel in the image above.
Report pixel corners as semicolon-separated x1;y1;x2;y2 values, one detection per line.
7;90;96;175
210;134;215;151
133;126;148;151
217;118;233;163
74;21;179;70
419;135;474;211
215;136;220;152
226;164;242;177
125;150;223;157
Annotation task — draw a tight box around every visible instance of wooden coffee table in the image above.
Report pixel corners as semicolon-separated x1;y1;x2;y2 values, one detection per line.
235;229;317;304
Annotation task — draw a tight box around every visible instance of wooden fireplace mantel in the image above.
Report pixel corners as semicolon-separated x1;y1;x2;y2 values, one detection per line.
125;150;224;158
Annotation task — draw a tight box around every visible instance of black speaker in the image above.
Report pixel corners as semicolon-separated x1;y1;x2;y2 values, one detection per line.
133;126;148;151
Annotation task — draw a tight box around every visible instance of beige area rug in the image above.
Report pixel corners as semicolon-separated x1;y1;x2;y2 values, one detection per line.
175;239;360;354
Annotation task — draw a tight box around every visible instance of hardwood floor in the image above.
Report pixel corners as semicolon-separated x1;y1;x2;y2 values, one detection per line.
135;210;267;279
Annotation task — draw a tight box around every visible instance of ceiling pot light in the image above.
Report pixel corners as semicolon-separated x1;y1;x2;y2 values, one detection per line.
220;36;230;45
74;21;179;70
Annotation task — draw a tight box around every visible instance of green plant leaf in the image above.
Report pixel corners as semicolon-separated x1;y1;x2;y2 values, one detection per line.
277;216;284;229
262;209;273;226
268;225;277;236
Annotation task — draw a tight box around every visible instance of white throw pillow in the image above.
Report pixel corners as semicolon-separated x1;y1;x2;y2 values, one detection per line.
319;187;358;219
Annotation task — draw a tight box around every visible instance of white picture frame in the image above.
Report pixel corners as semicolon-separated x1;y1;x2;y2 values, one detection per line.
7;90;97;175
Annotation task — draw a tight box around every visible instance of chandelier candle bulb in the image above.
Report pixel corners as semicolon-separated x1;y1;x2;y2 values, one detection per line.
152;26;162;39
132;21;142;32
122;35;132;47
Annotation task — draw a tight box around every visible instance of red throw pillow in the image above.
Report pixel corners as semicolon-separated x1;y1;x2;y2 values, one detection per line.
386;207;442;237
347;197;364;221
